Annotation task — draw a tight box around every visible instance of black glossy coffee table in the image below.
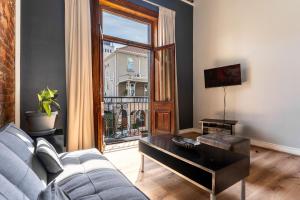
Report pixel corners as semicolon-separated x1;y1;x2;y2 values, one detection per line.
139;134;250;200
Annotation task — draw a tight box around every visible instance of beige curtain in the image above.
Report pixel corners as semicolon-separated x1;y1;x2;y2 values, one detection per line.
65;0;94;151
156;7;180;130
156;7;176;101
158;7;176;46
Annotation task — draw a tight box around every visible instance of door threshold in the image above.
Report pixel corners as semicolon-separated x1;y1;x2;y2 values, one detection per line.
104;140;139;153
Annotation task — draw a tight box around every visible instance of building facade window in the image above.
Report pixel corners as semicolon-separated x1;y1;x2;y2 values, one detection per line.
126;82;136;96
144;84;148;96
127;57;135;72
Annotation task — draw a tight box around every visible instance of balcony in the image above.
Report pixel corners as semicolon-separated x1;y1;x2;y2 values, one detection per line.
104;96;149;144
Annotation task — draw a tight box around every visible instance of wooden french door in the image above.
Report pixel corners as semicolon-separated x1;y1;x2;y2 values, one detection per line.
151;44;176;135
91;0;103;152
92;0;177;151
92;0;160;151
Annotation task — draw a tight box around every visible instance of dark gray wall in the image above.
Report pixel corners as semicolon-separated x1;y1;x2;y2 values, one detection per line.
21;0;66;131
20;0;193;131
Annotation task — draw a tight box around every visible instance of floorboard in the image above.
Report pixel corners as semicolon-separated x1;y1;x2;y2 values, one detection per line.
104;145;300;200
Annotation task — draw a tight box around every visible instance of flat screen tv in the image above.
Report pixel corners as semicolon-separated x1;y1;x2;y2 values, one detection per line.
204;64;241;88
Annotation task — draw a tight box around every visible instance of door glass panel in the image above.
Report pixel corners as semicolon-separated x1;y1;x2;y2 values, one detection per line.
102;11;151;44
102;41;150;145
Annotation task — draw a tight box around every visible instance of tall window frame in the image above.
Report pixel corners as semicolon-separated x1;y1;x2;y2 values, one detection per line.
91;0;158;151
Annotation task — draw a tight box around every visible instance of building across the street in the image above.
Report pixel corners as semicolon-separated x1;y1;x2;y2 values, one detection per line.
104;44;149;97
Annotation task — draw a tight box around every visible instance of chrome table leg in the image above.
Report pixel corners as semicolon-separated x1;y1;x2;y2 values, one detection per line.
210;193;216;200
141;154;144;173
241;179;245;200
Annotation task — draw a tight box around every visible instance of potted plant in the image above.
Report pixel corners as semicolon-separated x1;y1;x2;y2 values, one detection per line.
25;87;61;132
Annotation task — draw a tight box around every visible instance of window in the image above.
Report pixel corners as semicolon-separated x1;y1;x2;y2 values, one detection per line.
102;11;151;44
127;57;134;72
129;83;135;96
144;84;149;96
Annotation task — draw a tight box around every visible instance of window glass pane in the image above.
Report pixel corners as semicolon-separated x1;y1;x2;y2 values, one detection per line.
103;42;150;97
102;11;150;44
127;57;134;72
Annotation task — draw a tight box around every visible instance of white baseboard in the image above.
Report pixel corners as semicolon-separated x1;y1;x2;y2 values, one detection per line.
251;139;300;156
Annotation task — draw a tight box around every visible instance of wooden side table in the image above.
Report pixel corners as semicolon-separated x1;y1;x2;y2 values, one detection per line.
199;118;238;135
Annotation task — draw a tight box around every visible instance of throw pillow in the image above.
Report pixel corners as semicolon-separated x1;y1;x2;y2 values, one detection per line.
35;138;63;174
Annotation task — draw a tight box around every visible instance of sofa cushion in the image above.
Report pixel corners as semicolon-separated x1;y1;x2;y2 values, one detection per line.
0;123;47;185
55;149;148;200
38;182;69;200
75;187;149;200
36;138;64;174
0;142;45;200
0;174;30;200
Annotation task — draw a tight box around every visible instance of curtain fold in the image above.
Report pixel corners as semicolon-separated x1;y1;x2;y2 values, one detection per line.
157;7;180;130
65;0;94;151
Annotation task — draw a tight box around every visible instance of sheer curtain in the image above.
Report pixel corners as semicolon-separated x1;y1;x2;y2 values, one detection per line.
157;7;179;130
158;7;176;46
65;0;94;151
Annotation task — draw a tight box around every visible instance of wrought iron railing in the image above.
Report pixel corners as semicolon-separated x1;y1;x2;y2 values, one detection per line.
104;96;149;144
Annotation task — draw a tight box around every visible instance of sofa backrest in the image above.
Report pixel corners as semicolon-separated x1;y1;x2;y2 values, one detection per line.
0;123;47;199
0;174;30;200
0;123;34;162
0;142;45;200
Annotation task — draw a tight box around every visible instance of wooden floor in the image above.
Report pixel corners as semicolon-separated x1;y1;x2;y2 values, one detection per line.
104;145;300;200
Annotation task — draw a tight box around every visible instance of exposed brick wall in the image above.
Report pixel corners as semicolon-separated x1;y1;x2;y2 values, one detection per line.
0;0;15;127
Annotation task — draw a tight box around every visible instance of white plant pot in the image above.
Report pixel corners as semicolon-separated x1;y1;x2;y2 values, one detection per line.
25;111;58;132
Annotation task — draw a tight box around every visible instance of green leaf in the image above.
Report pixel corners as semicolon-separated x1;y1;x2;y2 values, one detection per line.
42;101;52;116
37;87;61;115
47;88;55;98
52;100;61;110
37;94;42;102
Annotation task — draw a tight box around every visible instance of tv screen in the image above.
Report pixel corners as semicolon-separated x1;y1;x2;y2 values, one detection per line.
204;64;241;88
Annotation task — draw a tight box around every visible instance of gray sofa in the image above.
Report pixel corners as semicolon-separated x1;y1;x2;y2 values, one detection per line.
0;123;148;200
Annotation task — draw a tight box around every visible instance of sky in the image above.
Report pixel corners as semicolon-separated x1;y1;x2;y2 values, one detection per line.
103;11;150;44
